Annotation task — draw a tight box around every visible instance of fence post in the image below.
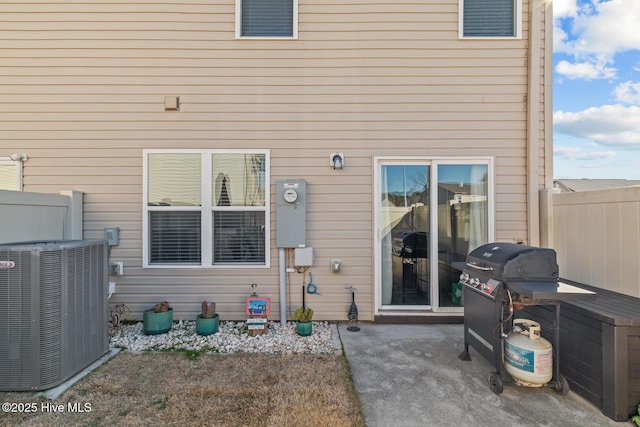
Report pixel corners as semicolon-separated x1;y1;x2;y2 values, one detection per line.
60;190;84;240
539;187;560;248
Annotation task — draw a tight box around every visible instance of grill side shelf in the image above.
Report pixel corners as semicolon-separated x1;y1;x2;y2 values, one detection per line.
505;281;595;301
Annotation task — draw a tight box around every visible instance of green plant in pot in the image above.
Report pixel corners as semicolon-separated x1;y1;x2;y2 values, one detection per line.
143;301;173;335
291;306;314;336
196;301;219;336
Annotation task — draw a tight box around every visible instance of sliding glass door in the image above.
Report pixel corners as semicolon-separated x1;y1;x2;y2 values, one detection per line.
436;164;489;308
376;158;492;312
379;164;430;306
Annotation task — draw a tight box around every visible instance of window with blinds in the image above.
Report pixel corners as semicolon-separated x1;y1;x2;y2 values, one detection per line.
462;0;518;38
150;211;201;264
144;150;269;268
237;0;297;38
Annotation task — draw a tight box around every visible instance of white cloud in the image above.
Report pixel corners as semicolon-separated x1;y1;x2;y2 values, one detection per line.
580;160;618;168
555;59;616;80
593;131;640;146
553;153;640;179
553;145;616;160
553;26;571;55
553;0;579;19
553;0;640;81
554;104;640;148
614;81;640;104
571;0;640;56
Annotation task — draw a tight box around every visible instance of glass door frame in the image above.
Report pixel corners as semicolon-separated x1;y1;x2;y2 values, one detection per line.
374;156;495;314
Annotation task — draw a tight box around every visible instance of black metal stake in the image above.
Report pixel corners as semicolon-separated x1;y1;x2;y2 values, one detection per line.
347;287;360;332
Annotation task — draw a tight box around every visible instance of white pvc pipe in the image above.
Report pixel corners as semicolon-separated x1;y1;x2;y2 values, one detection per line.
279;248;286;323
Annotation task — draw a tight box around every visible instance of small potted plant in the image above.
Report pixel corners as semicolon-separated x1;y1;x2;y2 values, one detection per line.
143;301;173;335
196;300;219;336
291;306;314;336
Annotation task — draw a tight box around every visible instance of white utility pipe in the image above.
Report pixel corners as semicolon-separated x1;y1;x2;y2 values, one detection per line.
279;248;286;323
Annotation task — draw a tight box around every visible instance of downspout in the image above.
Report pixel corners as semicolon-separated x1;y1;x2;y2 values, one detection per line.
526;0;544;246
540;0;557;248
543;0;554;191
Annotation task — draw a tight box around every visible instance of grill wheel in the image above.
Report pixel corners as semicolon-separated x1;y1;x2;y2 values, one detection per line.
489;371;503;394
554;374;570;395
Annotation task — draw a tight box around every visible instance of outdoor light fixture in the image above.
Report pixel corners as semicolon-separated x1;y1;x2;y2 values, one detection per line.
330;152;344;170
9;154;28;162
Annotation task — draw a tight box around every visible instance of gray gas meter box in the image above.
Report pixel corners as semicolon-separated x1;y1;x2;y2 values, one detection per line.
276;179;307;248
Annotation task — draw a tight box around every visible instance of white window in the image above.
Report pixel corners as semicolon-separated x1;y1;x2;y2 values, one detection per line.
236;0;298;39
460;0;522;38
0;157;23;191
143;150;270;268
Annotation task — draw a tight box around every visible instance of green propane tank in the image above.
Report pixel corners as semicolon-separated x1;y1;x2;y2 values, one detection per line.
504;319;553;387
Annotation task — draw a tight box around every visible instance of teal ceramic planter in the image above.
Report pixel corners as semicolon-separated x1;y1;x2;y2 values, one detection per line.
143;308;173;335
296;320;312;337
196;313;220;336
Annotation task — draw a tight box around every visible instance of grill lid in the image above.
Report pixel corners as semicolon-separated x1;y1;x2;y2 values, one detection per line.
466;243;558;281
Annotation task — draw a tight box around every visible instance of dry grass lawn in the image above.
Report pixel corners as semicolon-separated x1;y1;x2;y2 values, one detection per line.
0;352;365;427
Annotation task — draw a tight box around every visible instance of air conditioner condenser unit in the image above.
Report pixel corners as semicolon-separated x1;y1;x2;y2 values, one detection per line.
0;240;109;391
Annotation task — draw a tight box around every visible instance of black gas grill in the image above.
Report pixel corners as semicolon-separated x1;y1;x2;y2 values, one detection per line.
457;243;595;394
392;231;427;259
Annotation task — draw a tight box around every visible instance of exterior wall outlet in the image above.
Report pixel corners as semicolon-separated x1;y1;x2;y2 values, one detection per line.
104;227;120;246
331;259;341;273
110;261;124;276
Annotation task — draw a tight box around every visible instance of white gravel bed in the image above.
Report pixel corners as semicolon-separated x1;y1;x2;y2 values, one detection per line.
109;320;337;355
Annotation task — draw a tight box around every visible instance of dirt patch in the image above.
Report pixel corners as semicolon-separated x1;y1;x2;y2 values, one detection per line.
0;352;364;427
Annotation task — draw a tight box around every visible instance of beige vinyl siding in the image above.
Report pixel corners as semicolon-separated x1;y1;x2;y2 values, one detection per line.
0;0;544;320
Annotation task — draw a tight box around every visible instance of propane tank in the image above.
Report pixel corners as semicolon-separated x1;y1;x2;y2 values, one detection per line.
504;319;553;387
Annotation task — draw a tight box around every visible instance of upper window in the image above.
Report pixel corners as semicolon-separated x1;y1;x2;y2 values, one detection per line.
0;157;22;191
143;150;270;268
460;0;521;38
236;0;298;39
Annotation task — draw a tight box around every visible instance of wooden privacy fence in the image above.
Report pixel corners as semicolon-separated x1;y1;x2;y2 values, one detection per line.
0;189;83;244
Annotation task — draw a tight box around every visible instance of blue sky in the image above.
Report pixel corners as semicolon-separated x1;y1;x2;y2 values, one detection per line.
553;0;640;179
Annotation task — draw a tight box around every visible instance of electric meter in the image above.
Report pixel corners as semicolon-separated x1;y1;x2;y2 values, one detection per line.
276;179;306;247
283;189;298;203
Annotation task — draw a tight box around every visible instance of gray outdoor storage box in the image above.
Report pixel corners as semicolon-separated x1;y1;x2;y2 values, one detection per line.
517;279;640;421
0;240;109;391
